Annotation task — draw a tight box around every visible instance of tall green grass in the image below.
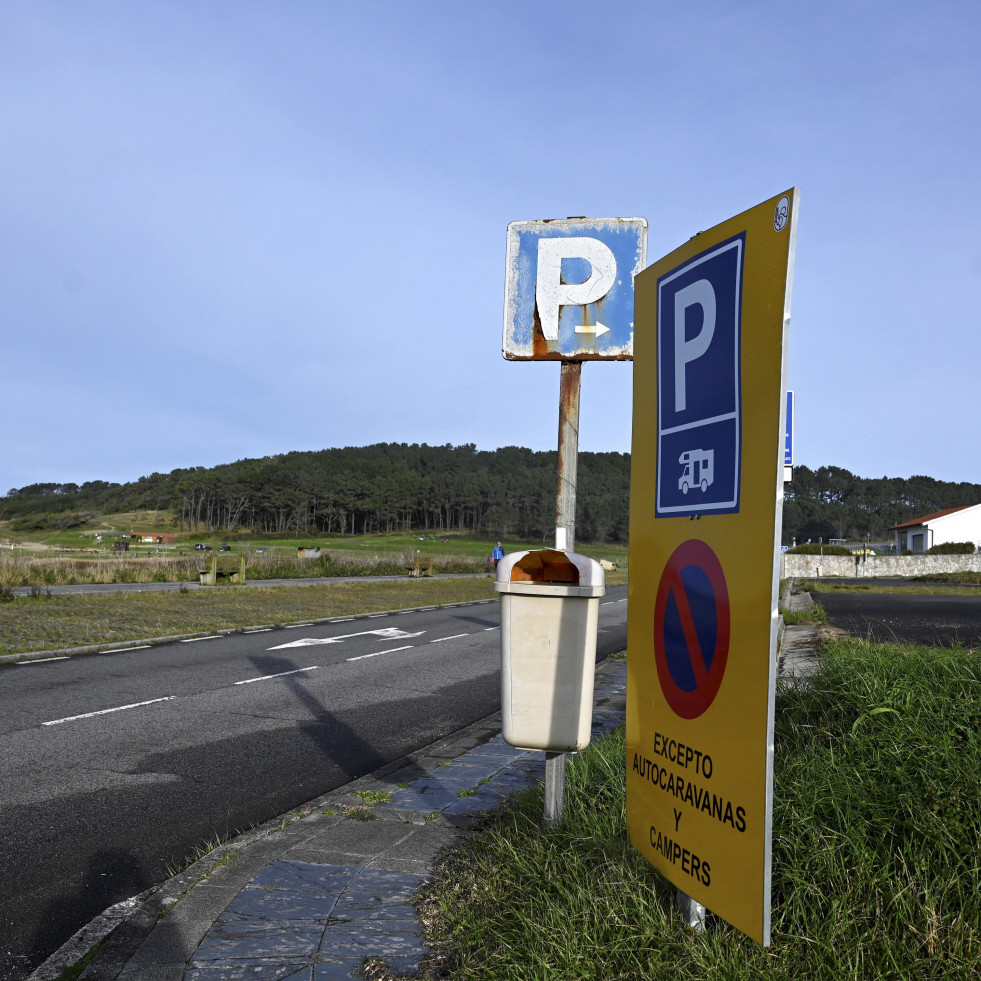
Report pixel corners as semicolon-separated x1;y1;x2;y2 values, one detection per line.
421;640;981;979
0;548;488;587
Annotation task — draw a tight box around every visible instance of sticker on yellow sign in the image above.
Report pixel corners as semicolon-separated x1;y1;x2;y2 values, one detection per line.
626;189;799;947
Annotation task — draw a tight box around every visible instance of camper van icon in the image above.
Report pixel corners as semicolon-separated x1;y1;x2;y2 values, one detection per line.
678;449;714;494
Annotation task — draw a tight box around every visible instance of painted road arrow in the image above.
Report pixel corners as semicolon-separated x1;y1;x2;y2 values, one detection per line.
268;627;426;650
574;322;611;336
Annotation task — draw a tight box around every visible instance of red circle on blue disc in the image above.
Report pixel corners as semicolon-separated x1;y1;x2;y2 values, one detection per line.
654;539;730;719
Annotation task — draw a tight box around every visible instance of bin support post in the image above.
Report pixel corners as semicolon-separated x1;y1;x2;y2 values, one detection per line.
544;751;566;826
544;360;582;827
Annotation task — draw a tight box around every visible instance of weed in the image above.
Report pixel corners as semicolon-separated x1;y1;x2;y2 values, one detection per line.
53;939;101;980
345;806;380;822
781;603;828;625
165;834;240;878
355;789;394;804
457;788;475;798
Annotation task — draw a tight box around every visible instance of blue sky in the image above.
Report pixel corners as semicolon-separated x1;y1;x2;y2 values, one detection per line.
3;0;980;494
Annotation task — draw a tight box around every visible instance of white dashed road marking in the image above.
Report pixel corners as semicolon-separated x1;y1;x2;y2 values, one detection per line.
43;696;177;726
347;646;414;662
235;666;319;685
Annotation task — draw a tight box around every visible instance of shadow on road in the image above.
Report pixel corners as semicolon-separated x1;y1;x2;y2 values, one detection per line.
24;847;149;981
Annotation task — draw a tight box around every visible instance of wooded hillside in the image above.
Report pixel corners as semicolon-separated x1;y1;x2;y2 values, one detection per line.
3;447;979;546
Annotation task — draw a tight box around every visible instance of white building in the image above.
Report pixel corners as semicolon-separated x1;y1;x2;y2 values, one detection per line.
890;504;981;553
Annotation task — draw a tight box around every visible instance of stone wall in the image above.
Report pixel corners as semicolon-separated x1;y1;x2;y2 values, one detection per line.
782;553;981;578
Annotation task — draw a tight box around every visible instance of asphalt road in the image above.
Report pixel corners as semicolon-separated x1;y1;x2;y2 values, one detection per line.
817;585;981;647
0;586;628;980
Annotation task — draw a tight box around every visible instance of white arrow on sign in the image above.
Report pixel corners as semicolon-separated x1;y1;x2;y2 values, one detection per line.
268;627;426;650
574;322;611;336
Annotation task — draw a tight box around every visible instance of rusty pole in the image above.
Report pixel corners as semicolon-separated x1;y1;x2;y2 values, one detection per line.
555;360;581;553
544;359;582;826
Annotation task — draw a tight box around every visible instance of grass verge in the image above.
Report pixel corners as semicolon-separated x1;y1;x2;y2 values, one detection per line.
804;579;981;596
781;601;828;626
418;639;981;980
0;578;497;656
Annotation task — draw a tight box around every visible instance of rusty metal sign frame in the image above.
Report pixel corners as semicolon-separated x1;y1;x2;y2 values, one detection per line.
503;217;647;361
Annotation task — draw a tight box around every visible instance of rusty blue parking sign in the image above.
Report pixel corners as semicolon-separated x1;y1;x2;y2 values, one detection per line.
503;217;647;360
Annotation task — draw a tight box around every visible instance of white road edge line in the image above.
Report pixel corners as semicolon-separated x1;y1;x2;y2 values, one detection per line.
347;646;414;662
483;626;499;631
18;656;71;664
244;628;272;633
43;696;177;726
285;623;314;628
181;636;222;643
429;634;469;643
234;666;319;685
367;614;387;618
114;646;152;651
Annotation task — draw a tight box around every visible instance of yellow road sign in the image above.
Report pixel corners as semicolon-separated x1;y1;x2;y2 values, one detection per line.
626;189;799;945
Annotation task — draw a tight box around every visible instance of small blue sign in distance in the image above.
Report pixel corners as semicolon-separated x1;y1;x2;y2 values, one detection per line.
656;234;744;517
503;217;647;361
784;390;794;466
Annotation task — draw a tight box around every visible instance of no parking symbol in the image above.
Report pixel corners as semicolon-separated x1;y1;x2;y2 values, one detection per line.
654;539;730;719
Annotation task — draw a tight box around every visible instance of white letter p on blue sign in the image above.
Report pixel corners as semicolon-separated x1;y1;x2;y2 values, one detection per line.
535;238;617;341
673;279;717;413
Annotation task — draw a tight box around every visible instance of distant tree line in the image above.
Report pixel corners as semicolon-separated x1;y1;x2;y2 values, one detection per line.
1;444;630;544
783;465;981;543
3;450;979;546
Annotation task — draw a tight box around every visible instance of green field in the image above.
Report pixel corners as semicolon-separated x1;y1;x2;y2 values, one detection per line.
0;578;500;657
0;567;628;657
0;511;628;587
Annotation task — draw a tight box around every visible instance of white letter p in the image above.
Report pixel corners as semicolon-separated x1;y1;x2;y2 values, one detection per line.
674;279;716;412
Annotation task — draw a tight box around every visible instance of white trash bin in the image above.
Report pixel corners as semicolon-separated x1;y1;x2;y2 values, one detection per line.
495;548;605;752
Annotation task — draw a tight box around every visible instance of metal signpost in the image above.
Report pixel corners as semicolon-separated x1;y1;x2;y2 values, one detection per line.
625;190;799;945
504;217;647;823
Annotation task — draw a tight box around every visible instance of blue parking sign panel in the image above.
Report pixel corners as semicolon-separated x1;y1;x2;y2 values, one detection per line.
656;234;744;516
503;217;647;361
784;390;794;466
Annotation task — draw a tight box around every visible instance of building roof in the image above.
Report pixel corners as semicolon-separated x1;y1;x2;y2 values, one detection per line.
889;504;979;531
